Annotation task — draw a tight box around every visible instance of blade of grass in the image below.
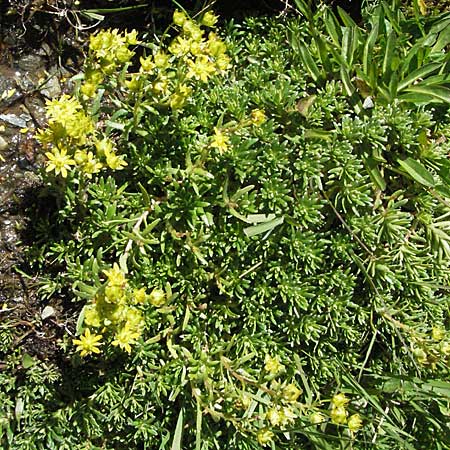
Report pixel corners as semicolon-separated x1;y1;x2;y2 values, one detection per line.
397;62;442;91
171;409;184;450
297;44;322;82
403;84;450;104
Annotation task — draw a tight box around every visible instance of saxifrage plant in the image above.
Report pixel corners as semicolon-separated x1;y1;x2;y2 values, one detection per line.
1;3;449;449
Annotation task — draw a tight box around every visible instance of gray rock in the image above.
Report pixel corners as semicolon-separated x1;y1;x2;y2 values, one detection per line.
40;73;61;99
0;114;27;128
24;96;47;127
0;113;31;128
0;136;8;151
17;54;45;72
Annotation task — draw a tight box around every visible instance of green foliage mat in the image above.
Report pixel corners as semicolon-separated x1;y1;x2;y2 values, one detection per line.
1;2;450;449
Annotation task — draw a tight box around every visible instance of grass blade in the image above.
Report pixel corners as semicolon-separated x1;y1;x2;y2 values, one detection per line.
323;8;342;47
297;44;322;82
397;62;442;91
382;30;397;80
171;409;184;450
403;84;450;103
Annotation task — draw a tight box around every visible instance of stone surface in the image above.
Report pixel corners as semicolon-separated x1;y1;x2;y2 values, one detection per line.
0;113;30;128
16;54;45;72
0;136;8;151
39;72;61;98
24;95;47;127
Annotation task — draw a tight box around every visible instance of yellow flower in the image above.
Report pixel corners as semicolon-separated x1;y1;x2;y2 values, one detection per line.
348;413;363;433
45;95;82;122
331;406;348;424
149;288;166;307
73;328;103;357
207;32;227;57
140;55;155;73
264;355;284;375
125;29;139;45
257;429;274;447
45;96;94;145
133;287;147;304
183;20;203;41
152;75;170;95
154;51;170;69
89;29;135;68
94;137;114;157
84;305;101;328
332;393;350;408
45;147;75;178
124;74;142;92
78;151;103;177
173;10;187;26
168;36;191;56
106;151;128;170
282;383;302;403
170;93;186;110
210;127;230;154
201;11;218;27
115;45;134;64
188;40;203;56
413;346;428;365
105;285;126;304
432;326;445;341
109;303;128;323
103;263;127;287
81;69;103;98
186;55;217;82
215;54;231;72
310;411;325;425
266;408;282;426
112;325;141;353
251;109;267;126
126;308;144;331
280;406;296;426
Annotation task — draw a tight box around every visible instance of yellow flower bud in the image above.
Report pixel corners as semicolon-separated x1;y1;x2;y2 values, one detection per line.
331;393;349;408
257;429;274;447
413;347;428;365
154;51;169;68
282;383;302;402
432;326;445;341
250;108;266;126
201;11;218;27
149;288;166;307
173;10;187;26
310;411;325;425
348;413;363;433
125;29;138;45
264;355;284;375
140;56;155;73
331;406;348;424
266;408;282;426
133;287;147;304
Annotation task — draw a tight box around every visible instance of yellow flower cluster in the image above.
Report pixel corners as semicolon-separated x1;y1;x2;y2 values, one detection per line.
210;127;230;154
81;29;138;97
254;357;363;445
254;355;304;446
330;393;362;434
36;95;127;178
73;263;166;356
411;325;450;368
124;10;230;111
208;109;266;155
